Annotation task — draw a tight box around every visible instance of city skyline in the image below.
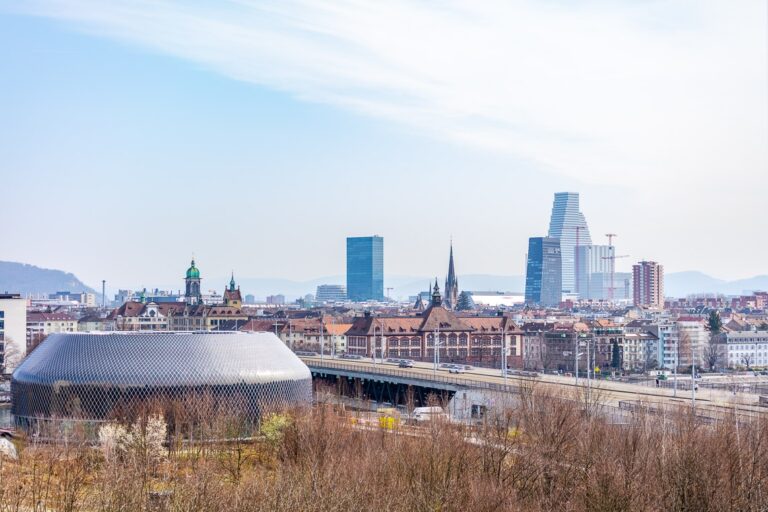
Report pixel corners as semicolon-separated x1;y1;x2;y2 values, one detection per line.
1;2;766;286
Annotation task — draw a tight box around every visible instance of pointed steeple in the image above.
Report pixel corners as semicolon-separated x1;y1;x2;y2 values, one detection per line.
229;271;236;292
444;240;459;310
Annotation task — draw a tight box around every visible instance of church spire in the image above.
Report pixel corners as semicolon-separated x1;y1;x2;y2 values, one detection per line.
229;271;236;292
444;240;459;310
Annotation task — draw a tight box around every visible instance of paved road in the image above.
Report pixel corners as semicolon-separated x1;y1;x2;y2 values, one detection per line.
302;355;767;420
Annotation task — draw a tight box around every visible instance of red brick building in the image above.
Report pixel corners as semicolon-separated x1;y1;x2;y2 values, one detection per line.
345;282;522;368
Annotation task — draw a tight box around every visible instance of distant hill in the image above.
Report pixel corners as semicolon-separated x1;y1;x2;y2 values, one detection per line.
0;261;96;296
665;271;768;297
232;272;765;301
3;259;763;302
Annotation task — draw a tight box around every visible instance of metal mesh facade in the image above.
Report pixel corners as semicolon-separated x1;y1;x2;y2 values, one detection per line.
11;332;312;426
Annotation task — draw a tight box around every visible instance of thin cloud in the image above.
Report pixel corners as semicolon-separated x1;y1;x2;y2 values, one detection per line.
10;0;767;188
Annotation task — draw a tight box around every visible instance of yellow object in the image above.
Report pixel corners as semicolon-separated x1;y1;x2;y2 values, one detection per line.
377;408;401;430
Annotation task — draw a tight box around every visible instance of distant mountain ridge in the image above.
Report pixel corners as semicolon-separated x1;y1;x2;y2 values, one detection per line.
664;271;768;298
0;261;96;296
1;260;765;301
226;272;767;301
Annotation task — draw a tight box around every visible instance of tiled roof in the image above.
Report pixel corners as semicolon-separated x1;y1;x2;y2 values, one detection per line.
324;323;353;336
419;306;472;332
239;319;282;332
27;312;78;322
224;289;243;302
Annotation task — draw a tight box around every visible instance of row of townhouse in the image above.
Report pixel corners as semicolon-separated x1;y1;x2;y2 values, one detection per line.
240;318;352;354
520;319;659;374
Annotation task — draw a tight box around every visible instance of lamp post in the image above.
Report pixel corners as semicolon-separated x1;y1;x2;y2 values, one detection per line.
691;335;697;411
501;321;508;385
372;322;378;365
331;317;336;358
586;334;591;401
432;325;441;378
320;320;325;361
575;347;586;386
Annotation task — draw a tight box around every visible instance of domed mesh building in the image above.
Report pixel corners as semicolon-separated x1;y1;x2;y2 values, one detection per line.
11;332;312;429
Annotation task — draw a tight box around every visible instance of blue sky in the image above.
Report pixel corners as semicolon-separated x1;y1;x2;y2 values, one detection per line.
0;1;766;291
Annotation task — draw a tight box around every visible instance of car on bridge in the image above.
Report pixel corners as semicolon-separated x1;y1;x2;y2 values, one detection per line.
339;354;364;360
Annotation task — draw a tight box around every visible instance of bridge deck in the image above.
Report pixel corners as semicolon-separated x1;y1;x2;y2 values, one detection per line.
302;356;768;421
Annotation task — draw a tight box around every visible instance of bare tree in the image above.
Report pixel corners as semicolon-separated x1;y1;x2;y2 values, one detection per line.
741;353;754;371
705;341;722;371
0;336;23;375
540;342;555;372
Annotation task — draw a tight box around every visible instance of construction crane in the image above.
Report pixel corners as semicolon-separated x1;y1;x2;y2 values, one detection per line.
603;248;629;302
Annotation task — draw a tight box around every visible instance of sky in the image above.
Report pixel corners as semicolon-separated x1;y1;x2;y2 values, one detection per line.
0;0;766;291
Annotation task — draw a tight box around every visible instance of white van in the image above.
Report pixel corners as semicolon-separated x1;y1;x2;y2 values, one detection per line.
412;406;449;422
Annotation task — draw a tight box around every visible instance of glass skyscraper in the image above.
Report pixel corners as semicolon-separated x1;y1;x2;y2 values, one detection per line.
524;237;562;307
548;192;592;296
346;236;384;302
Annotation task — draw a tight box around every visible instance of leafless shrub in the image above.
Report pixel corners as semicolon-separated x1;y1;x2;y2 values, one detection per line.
4;389;768;511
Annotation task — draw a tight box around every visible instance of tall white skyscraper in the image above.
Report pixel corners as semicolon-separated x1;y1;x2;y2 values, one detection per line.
547;192;592;296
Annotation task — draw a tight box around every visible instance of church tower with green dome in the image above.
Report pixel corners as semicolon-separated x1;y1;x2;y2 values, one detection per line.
185;258;202;305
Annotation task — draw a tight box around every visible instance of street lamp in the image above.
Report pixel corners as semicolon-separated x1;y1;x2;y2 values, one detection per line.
320;319;325;361
372;319;382;365
432;325;442;378
501;321;508;385
372;322;378;365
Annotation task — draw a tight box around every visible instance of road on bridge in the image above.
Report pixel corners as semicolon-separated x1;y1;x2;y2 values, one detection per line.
301;355;767;421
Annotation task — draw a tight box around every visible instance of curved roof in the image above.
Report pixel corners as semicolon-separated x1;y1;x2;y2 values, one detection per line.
186;259;200;279
12;332;311;388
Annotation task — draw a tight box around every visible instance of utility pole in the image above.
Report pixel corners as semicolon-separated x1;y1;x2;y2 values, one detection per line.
586;334;591;402
502;320;508;385
372;321;378;365
688;330;699;411
432;324;441;378
320;320;324;361
575;335;579;386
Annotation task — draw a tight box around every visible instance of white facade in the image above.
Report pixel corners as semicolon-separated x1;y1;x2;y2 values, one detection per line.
721;331;768;368
575;245;612;300
0;294;27;372
658;319;708;370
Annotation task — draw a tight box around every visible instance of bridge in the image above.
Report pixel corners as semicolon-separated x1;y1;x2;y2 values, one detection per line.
302;355;768;422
